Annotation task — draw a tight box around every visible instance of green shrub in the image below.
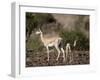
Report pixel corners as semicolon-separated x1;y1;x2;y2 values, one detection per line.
60;30;89;50
26;37;43;52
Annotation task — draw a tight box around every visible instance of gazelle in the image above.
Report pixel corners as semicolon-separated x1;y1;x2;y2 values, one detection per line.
59;40;77;62
35;29;62;61
65;40;77;55
59;42;71;62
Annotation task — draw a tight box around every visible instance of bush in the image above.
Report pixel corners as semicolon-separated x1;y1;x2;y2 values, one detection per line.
26;13;56;41
60;30;89;50
26;36;43;52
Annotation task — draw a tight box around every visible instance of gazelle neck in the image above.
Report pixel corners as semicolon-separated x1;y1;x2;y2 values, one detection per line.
40;32;44;43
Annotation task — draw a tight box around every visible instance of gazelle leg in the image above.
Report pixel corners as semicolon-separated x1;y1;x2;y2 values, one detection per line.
61;48;65;62
46;46;49;61
55;45;61;61
66;45;69;61
66;49;68;61
68;46;73;63
68;45;71;53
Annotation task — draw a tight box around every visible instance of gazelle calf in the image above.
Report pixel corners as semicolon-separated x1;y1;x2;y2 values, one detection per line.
59;42;71;62
35;29;62;61
59;40;77;62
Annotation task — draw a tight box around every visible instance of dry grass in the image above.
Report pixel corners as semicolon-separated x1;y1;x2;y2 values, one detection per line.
26;49;89;67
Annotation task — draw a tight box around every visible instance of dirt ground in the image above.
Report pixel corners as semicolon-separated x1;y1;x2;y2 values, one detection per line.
26;49;89;67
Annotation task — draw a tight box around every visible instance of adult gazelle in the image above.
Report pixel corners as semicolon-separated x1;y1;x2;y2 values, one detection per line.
35;29;63;61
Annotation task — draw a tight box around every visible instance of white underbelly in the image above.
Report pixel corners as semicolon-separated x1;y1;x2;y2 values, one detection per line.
48;43;54;47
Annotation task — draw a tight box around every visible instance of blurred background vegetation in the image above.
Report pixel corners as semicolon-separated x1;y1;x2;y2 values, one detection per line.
26;12;89;52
